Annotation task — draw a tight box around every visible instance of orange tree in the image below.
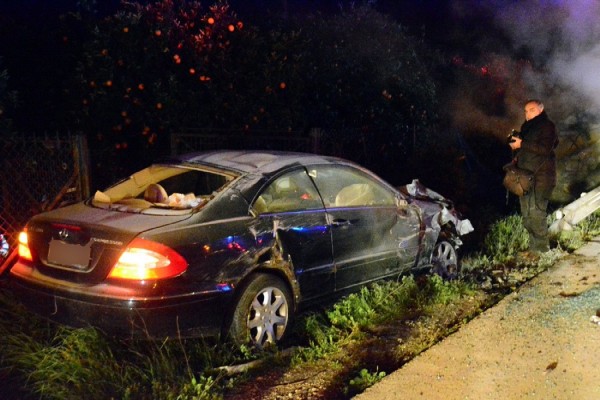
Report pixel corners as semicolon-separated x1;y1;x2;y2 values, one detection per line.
73;0;243;185
70;1;439;186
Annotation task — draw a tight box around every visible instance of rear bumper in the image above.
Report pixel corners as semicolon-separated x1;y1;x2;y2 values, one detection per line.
9;263;234;339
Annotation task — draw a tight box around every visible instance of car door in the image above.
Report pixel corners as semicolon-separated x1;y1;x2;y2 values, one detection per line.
250;167;334;301
308;165;421;291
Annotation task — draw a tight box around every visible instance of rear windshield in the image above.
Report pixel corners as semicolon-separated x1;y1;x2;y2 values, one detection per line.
91;165;237;213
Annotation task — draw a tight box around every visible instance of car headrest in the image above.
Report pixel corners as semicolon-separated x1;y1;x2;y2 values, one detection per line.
144;183;168;204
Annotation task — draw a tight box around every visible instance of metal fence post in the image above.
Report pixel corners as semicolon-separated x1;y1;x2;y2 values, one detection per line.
73;133;91;199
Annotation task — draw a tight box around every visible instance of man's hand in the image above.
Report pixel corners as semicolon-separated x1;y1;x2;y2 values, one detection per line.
509;135;522;150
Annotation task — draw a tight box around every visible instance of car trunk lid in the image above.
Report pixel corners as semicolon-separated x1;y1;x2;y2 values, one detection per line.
24;202;192;284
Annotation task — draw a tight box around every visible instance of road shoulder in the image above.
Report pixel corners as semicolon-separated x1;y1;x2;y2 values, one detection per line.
356;239;600;399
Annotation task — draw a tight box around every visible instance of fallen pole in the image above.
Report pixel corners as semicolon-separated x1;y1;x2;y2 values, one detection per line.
549;185;600;234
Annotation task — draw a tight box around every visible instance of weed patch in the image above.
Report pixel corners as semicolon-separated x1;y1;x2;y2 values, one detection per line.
482;214;528;263
345;367;386;397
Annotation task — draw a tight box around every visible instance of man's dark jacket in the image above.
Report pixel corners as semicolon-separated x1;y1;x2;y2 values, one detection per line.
516;111;557;181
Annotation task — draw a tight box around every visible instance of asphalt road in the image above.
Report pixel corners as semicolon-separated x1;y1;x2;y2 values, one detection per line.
355;239;600;400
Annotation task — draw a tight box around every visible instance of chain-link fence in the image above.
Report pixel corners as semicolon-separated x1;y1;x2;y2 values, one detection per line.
0;133;90;253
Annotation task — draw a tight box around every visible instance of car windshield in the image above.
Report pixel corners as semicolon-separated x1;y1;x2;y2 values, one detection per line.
91;164;237;213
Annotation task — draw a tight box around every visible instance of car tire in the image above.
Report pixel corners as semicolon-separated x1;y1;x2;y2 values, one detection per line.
431;240;459;280
227;273;293;347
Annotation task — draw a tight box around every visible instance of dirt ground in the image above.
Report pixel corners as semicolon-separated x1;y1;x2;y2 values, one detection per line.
355;238;600;400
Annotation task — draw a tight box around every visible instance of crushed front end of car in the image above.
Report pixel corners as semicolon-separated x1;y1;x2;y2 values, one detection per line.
399;179;474;278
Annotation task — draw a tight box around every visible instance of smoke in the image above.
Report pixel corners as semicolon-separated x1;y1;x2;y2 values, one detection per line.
555;45;600;111
487;0;600;115
447;0;600;137
444;0;600;201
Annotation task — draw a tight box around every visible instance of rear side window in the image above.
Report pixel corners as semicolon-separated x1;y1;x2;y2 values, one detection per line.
158;170;228;197
253;169;323;214
92;165;236;212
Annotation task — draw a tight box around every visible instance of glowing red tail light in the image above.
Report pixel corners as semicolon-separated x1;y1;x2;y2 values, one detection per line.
18;230;32;261
108;238;187;280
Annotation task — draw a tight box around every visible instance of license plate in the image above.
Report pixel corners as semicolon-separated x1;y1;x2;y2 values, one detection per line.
48;239;92;270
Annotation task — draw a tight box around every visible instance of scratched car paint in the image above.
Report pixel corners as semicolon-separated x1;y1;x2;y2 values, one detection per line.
9;151;473;347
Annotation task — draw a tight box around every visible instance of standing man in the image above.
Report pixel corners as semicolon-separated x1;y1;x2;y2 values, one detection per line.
509;99;558;254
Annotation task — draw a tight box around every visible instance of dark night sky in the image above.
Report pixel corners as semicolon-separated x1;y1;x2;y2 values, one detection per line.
0;0;482;64
0;0;478;67
0;0;456;34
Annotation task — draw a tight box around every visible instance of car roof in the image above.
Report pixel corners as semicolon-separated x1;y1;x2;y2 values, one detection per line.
167;150;353;175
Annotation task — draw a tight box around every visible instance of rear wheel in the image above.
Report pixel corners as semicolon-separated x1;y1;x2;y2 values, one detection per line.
431;240;459;280
227;274;293;347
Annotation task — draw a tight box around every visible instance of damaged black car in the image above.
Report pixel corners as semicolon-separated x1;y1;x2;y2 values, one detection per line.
9;150;473;347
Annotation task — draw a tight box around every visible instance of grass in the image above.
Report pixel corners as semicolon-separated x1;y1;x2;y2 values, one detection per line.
483;214;529;264
0;293;233;400
1;211;599;399
345;367;386;396
554;209;600;251
0;275;476;399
